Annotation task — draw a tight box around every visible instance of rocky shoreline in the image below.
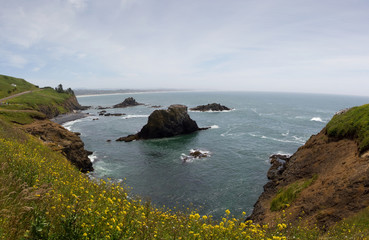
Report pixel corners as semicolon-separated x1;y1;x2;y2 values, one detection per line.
50;111;89;125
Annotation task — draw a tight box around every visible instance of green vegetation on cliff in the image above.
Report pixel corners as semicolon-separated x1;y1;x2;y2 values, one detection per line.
270;175;317;212
0;76;80;122
0;74;39;98
326;104;369;153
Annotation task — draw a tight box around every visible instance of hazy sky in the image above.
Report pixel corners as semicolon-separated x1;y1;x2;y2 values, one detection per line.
1;0;369;95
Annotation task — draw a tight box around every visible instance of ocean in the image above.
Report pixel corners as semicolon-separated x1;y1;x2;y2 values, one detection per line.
65;91;369;218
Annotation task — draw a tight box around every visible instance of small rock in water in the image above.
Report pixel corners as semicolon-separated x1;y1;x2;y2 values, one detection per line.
182;149;211;162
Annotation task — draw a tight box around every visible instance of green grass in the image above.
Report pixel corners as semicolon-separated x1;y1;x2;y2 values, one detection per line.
326;104;369;153
5;88;73;117
0;110;46;125
0;74;39;98
324;207;369;239
270;175;318;212
0;119;282;239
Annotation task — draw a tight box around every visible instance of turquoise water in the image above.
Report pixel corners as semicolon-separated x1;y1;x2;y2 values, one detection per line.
67;91;369;218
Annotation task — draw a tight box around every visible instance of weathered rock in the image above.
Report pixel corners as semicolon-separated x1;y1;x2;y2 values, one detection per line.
97;106;111;110
104;113;125;117
267;154;290;180
23;120;93;173
116;104;208;142
249;128;369;230
190;103;231;112
113;97;144;108
98;110;107;116
181;149;211;162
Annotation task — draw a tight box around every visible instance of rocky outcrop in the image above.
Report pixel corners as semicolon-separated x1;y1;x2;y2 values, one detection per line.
98;110;125;116
113;97;144;108
190;103;231;112
23;120;93;173
181;149;211;162
116;104;207;142
250;128;369;230
38;95;88;118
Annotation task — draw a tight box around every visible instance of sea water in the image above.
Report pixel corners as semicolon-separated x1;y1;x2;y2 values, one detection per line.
67;91;369;218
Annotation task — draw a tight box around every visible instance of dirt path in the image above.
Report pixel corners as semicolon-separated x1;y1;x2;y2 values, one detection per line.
0;90;33;102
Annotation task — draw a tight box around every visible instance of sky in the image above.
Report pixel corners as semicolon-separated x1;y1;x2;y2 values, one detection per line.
1;0;369;96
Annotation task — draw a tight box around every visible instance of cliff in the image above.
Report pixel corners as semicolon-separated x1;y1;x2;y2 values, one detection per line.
250;106;369;230
37;94;86;118
23;120;93;173
0;77;93;173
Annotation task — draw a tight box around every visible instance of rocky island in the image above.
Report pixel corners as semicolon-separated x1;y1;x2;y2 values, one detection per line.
116;104;208;142
190;103;231;111
113;97;144;108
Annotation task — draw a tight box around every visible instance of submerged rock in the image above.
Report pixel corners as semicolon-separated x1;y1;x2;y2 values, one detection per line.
190;103;231;112
116;104;208;142
113;97;144;108
181;149;211;162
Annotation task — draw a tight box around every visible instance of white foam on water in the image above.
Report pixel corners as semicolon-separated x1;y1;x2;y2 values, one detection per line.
122;115;149;119
292;135;306;143
281;130;289;136
62;118;84;131
181;149;211;163
310;117;324;122
88;152;98;163
275;151;292;156
210;125;219;129
250;133;304;144
190;109;234;113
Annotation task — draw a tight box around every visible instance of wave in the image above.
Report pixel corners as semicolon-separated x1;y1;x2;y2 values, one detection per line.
88;152;98;163
62;118;85;131
274;151;293;156
249;133;306;144
281;130;289;136
190;109;234;113
310;117;325;123
122;115;149;119
181;149;211;163
210;125;219;129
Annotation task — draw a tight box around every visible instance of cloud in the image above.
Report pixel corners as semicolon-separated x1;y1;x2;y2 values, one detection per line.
0;0;369;95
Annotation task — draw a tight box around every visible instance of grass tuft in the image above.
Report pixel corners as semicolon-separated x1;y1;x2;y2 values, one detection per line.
326;104;369;153
270;175;317;212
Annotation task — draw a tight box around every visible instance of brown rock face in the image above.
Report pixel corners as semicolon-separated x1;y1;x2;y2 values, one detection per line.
250;128;369;230
23;120;93;173
116;104;207;142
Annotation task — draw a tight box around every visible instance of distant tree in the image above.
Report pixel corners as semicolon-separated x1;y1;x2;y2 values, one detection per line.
55;84;64;93
65;88;75;95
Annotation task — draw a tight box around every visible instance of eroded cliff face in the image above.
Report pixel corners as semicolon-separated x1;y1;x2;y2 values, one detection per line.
23;120;93;173
38;95;85;118
250;128;369;230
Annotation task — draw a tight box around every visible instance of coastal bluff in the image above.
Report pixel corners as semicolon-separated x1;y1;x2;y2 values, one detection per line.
117;104;207;142
250;105;369;230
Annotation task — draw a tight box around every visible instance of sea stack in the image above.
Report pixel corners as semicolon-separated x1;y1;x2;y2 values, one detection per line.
116;104;207;142
190;103;231;111
113;97;144;108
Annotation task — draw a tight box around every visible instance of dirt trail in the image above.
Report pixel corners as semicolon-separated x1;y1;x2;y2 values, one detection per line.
0;90;33;102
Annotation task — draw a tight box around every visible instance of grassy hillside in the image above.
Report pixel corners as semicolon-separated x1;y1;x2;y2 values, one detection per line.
0;78;77;123
0;74;39;98
326;104;369;153
0;118;289;239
